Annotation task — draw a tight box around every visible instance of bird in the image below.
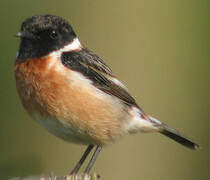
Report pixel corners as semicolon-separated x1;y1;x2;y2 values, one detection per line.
14;14;199;174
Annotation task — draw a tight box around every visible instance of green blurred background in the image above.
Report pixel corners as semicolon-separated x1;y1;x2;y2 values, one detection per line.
0;0;209;179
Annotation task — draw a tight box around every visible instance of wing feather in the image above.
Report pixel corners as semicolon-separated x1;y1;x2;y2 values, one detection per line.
61;48;138;107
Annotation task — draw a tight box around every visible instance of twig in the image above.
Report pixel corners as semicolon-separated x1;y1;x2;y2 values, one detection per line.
9;173;99;180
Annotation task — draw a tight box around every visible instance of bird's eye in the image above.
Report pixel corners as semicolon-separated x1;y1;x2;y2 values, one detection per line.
50;30;58;39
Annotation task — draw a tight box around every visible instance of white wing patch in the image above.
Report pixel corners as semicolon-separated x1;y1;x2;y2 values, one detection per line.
109;77;128;90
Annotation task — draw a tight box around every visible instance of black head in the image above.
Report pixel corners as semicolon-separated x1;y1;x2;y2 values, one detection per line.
16;15;77;60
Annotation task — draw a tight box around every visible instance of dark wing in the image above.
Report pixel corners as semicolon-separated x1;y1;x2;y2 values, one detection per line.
61;48;138;107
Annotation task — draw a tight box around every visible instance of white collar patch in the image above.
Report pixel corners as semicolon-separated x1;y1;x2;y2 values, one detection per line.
49;38;82;56
60;38;82;52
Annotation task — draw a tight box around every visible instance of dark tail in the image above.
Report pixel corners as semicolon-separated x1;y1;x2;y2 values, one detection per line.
160;125;199;150
149;116;199;150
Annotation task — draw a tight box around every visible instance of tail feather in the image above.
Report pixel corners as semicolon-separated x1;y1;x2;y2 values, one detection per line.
160;125;199;150
149;116;199;150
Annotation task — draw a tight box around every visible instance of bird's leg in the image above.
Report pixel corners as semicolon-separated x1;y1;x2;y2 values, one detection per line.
70;144;94;175
84;145;102;174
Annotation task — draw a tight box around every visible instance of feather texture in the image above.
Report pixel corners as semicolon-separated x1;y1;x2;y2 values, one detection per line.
61;48;139;108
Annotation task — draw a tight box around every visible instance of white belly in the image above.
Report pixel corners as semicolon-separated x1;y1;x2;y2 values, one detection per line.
32;113;93;145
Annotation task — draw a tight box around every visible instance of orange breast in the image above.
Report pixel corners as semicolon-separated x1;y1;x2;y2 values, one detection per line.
14;55;130;145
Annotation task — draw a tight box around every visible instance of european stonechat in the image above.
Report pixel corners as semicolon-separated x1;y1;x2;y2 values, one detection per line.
14;15;199;174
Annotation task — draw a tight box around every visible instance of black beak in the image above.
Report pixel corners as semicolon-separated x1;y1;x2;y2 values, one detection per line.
14;31;35;39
